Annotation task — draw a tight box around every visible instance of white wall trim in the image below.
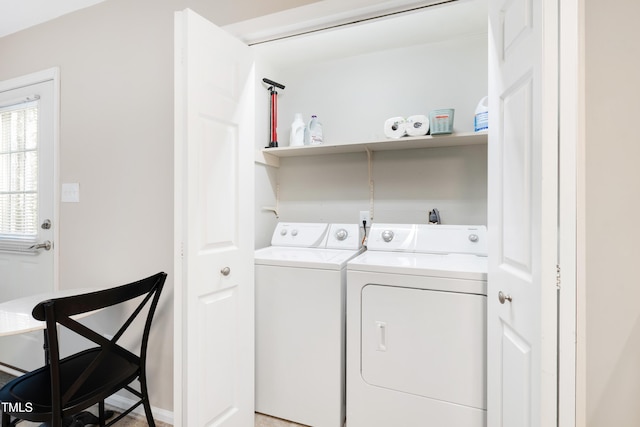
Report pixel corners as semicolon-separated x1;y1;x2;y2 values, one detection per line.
173;10;186;427
0;67;58;92
0;365;25;377
573;0;586;425
558;0;583;426
105;394;174;425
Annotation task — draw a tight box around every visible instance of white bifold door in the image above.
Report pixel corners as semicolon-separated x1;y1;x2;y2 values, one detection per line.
487;0;559;425
174;9;255;427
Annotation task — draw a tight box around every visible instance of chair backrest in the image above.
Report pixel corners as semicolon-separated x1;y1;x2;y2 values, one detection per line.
30;272;167;418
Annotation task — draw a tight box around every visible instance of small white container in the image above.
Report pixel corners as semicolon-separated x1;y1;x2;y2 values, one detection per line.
290;113;306;146
308;115;323;145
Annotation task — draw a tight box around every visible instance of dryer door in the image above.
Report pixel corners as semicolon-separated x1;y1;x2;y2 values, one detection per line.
361;284;487;409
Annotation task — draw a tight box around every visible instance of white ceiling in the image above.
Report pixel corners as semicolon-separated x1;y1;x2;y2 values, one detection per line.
0;0;106;38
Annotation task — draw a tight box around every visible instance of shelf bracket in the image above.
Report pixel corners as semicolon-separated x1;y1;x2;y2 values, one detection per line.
262;206;279;218
261;183;280;218
255;149;280;167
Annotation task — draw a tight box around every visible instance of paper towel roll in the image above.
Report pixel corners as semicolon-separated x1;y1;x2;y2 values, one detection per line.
405;115;430;136
384;117;407;139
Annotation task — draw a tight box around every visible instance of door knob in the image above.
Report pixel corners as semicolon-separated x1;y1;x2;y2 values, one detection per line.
29;240;52;251
498;291;512;304
220;267;231;276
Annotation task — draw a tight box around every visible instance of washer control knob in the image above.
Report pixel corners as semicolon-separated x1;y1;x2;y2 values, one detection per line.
381;230;394;242
291;229;298;237
335;229;348;241
469;234;479;243
280;229;288;236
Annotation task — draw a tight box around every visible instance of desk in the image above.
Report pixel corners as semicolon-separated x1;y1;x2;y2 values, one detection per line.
0;288;96;337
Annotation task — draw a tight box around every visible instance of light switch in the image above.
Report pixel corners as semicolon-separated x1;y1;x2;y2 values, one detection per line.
61;183;80;203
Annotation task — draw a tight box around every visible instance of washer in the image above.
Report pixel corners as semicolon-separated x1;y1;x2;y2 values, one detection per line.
346;224;488;427
255;222;363;427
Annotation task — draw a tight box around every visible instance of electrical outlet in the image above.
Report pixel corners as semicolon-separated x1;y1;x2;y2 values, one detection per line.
359;210;371;227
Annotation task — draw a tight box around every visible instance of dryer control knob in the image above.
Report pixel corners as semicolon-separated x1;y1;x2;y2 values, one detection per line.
469;234;479;243
335;229;348;241
291;229;298;237
381;230;394;242
280;229;288;236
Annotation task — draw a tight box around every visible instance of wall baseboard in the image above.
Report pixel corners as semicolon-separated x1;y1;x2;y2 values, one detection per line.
0;364;26;377
105;394;174;426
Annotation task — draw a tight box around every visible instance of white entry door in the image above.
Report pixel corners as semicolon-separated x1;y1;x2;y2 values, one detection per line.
0;69;58;372
174;9;255;427
487;0;559;425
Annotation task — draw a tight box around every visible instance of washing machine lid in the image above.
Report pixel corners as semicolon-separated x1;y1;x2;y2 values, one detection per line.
255;246;364;270
348;251;487;281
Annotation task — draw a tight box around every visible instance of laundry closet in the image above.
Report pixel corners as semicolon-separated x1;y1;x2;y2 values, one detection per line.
234;1;489;425
176;0;488;424
233;0;489;248
176;0;561;425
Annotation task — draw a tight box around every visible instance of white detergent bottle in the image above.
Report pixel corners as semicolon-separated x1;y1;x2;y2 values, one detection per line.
474;96;488;132
290;113;305;146
308;115;323;145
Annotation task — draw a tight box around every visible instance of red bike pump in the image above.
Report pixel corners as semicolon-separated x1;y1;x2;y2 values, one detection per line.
263;78;285;148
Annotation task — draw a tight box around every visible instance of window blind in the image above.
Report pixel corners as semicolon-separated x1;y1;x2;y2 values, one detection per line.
0;98;39;253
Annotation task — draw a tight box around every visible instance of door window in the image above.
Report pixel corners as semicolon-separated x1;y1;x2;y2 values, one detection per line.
0;97;40;251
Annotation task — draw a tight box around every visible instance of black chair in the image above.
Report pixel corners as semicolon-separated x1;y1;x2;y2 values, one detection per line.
0;272;167;427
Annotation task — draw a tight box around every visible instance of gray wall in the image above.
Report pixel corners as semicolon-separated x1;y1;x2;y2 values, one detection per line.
0;0;316;416
585;0;640;425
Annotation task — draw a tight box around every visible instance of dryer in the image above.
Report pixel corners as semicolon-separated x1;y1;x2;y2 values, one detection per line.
346;224;488;427
255;222;363;427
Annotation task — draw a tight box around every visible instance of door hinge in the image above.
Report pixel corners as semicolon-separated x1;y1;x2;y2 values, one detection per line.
556;264;561;290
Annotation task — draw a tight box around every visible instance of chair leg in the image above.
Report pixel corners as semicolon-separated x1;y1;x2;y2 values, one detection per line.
139;377;155;427
99;400;104;427
142;399;156;427
1;414;22;427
